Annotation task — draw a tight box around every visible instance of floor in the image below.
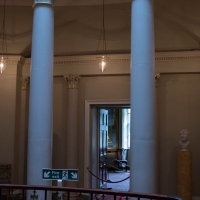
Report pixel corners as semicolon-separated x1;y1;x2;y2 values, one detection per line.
106;170;130;191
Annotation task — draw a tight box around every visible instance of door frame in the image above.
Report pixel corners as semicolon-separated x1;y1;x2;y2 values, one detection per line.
84;99;130;188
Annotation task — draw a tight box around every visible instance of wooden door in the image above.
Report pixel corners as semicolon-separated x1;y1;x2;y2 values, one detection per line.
99;109;108;189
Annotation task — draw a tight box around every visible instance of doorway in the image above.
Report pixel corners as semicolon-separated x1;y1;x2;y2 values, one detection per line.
84;99;130;189
99;108;130;190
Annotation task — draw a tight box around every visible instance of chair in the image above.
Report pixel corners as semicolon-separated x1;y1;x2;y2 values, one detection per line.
115;148;129;171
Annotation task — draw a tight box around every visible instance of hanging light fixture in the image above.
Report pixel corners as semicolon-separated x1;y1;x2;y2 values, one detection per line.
0;0;8;73
96;0;109;72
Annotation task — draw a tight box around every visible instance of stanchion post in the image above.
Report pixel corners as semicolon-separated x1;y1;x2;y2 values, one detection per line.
57;180;63;200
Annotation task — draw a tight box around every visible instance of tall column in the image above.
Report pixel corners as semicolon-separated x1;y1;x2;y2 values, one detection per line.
130;0;157;193
18;77;30;184
64;75;80;188
27;0;54;198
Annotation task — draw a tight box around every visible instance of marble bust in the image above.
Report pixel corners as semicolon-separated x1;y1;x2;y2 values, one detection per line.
179;129;190;151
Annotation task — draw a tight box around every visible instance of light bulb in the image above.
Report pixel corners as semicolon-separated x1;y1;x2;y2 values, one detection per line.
0;57;6;73
99;56;107;72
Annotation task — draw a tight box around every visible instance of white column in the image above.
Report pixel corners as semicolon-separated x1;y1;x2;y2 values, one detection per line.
27;0;54;198
130;0;157;193
64;75;80;188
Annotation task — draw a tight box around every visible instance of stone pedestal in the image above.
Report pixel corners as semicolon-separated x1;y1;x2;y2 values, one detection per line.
178;151;192;200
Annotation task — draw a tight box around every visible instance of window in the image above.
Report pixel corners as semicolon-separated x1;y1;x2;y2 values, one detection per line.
122;108;131;149
107;108;131;150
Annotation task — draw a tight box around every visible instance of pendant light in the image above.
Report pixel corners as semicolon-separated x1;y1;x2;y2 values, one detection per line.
96;0;109;72
0;0;8;73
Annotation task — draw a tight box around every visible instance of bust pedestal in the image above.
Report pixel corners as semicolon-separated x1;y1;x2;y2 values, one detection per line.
177;151;192;200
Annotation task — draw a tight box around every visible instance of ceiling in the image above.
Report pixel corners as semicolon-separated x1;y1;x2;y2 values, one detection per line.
0;0;131;6
0;0;200;58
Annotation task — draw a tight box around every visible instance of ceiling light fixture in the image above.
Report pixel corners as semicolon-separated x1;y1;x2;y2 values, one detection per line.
96;0;109;73
0;0;8;73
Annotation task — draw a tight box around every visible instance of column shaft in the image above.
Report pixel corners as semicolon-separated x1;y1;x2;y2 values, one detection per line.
27;1;54;192
65;75;80;189
66;89;79;188
130;0;157;193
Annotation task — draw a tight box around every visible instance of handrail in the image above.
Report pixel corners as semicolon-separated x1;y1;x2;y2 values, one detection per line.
0;184;182;200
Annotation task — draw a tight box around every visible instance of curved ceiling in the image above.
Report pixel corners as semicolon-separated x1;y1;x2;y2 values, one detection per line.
0;0;131;6
0;0;200;57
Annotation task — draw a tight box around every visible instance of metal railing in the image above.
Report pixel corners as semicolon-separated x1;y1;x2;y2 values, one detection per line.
0;184;182;200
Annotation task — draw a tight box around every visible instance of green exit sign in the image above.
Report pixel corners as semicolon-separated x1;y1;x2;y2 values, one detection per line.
42;168;78;181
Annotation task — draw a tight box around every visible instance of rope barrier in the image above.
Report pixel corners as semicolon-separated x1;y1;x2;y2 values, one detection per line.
87;167;130;183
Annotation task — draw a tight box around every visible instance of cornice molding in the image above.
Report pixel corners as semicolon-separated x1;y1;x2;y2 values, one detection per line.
54;60;98;65
23;51;200;66
53;58;130;65
155;55;200;61
5;56;26;65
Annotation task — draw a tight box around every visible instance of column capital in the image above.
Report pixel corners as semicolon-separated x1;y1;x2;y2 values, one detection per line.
21;77;30;90
155;73;160;88
33;0;54;6
64;75;81;89
155;73;160;81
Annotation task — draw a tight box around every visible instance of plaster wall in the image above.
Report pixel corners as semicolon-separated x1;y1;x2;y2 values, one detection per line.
158;73;200;196
38;52;200;195
0;58;24;184
1;52;200;196
0;74;16;168
52;75;130;187
52;78;67;170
